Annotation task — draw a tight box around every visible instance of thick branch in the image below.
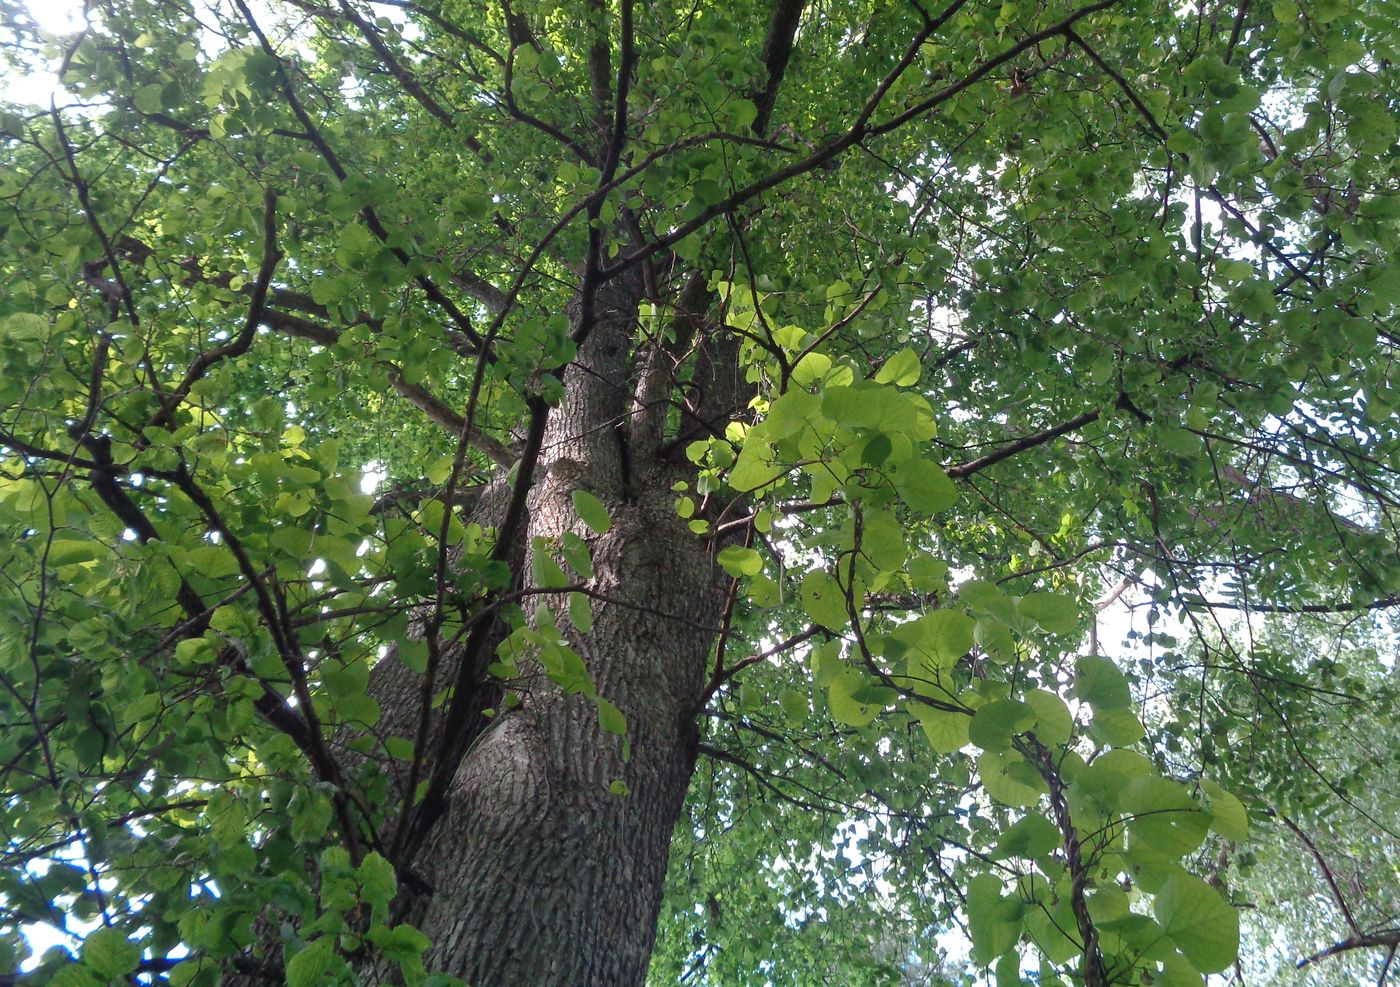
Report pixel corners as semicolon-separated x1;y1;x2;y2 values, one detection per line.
751;0;806;135
1297;932;1400;970
946;409;1101;479
387;370;516;467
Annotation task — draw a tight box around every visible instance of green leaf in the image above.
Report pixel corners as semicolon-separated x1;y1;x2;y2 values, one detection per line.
974;617;1016;663
1024;689;1073;746
874;347;921;386
801;570;851;631
1075;655;1133;710
716;545;763;577
969;699;1034;751
1025;897;1081;964
367;923;431;962
979;749;1048;807
821;381;919;433
860;433;892;466
910;701;970;753
1202;780;1249;841
532;542;570;588
828;666;885;727
0;313;48;340
1017;592;1078;634
967;874;1023;965
1089;707;1145;747
571;490;612;534
995;950;1022;987
44;539;104;566
991;813;1060;860
560;532;594;579
892;458;957;514
858;509;906;571
1123;776;1210;857
598;697;626;736
1155;952;1205;987
728;434;785;492
80;928;140;978
810;639;842;686
568;591;593;633
357;852;397;920
896;609;974;692
1154;873;1240;973
285;938;348;987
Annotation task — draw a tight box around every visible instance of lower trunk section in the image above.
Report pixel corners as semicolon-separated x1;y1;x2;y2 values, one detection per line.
398;477;724;986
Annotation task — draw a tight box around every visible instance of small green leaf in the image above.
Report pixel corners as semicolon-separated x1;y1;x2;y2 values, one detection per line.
598;697;626;736
828;666;885;727
979;749;1048;807
896;609;975;690
861;433;893;466
858;509;906;570
366;923;430;962
892;458;957;514
1089;707;1145;747
728;434;785;492
357;852;397;920
992;813;1060;860
810;639;842;686
532;542;570;588
910;701;971;753
1202;780;1249;841
560;532;593;578
571;490;612;534
995;950;1022;987
1;313;48;340
967;874;1023;965
801;570;852;631
1156;953;1205;987
1123;776;1210;856
568;591;593;633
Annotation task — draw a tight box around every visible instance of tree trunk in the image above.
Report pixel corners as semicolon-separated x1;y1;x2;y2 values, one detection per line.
363;278;729;985
405;487;722;984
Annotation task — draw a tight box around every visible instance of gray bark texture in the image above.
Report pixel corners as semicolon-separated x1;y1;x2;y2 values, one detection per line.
354;277;729;986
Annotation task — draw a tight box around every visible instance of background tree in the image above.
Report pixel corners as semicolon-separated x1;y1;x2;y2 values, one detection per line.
1;0;1398;984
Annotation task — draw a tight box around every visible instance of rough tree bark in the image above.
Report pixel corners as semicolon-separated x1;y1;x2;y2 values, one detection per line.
345;276;733;985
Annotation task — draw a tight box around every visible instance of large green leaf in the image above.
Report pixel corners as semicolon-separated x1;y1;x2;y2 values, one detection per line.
828;666;889;727
1075;656;1133;710
967;874;1024;965
1154;874;1241;973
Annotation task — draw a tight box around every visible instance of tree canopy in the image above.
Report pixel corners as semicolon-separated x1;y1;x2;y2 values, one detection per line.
1;0;1398;983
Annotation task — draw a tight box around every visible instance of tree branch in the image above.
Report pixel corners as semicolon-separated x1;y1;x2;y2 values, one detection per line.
946;409;1101;479
387;369;516;467
150;188;282;431
750;0;807;135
